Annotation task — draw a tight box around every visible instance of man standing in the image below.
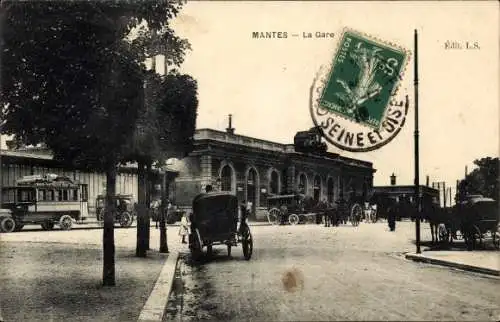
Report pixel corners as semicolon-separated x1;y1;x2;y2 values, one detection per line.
387;201;397;231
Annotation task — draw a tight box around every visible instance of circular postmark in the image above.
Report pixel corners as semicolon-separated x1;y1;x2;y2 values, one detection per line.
310;28;411;152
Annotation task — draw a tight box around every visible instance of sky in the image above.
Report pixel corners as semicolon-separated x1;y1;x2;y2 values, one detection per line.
1;1;498;204
164;0;499;200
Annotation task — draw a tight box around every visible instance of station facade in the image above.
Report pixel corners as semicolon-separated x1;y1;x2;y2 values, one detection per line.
172;127;376;220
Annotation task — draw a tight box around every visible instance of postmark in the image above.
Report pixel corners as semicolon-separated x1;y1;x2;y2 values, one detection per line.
310;28;411;152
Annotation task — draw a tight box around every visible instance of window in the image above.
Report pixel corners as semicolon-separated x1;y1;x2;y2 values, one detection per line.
220;165;232;192
270;171;279;195
62;190;69;201
81;185;88;202
313;175;321;202
327;178;334;203
38;189;47;201
72;189;79;201
18;189;35;202
298;174;307;194
57;190;63;201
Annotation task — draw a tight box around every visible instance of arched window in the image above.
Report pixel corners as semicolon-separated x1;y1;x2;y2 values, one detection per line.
313;175;321;202
298;173;307;195
220;165;232;192
327;178;334;203
270;171;279;195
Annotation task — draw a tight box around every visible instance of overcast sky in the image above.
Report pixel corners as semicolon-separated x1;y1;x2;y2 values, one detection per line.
166;1;499;195
1;1;498;202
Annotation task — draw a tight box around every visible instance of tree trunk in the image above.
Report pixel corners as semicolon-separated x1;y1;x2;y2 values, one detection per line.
136;161;147;257
160;172;169;253
103;165;117;286
145;162;152;250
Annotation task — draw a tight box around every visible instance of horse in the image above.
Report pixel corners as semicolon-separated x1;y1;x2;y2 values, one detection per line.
422;205;447;244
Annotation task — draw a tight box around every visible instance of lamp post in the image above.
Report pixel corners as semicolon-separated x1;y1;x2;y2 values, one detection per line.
414;29;421;254
159;166;169;253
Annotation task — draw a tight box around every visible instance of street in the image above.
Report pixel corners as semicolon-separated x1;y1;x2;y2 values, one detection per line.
166;221;500;321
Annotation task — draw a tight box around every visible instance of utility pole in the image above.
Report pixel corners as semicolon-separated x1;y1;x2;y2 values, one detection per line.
413;29;421;254
442;182;447;209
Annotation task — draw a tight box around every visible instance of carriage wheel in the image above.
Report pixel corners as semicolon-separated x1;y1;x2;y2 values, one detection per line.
41;221;54;231
241;225;253;260
119;212;132;228
493;225;500;250
472;225;483;248
350;204;362;227
288;214;300;225
0;217;16;233
59;215;73;231
267;208;281;225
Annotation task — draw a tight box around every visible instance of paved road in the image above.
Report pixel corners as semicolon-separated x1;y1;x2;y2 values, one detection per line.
166;221;500;321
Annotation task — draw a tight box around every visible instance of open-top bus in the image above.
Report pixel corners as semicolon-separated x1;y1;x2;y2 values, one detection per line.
0;174;89;232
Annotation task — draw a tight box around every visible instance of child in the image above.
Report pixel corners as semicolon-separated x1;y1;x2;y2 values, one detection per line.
179;212;190;244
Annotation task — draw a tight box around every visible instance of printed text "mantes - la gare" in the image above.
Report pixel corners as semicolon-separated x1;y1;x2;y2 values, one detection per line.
252;32;335;39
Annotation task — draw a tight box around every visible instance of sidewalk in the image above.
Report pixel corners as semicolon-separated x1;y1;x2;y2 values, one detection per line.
405;250;499;276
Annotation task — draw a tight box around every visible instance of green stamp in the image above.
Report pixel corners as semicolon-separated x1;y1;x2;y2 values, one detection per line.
319;29;408;129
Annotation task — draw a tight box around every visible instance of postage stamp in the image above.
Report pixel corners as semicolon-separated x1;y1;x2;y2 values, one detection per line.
311;28;411;152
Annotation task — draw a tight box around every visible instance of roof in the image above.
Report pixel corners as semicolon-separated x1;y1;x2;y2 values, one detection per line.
194;128;374;170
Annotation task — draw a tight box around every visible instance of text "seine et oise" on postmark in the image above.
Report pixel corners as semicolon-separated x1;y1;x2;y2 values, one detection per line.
310;28;411;152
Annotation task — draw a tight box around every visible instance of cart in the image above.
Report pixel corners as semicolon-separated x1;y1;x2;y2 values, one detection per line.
440;196;499;250
95;194;135;228
266;194;321;225
189;192;253;261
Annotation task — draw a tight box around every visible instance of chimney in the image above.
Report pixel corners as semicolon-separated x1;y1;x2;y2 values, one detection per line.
465;165;468;177
226;114;235;134
390;173;396;186
426;175;429;187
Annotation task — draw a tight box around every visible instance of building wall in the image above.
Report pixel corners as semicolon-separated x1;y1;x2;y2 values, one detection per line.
171;151;373;221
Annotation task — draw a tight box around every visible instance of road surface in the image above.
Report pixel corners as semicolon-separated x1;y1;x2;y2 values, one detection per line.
165;221;500;321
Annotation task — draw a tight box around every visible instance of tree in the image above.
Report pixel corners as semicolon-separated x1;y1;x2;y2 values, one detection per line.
1;0;187;286
124;21;192;257
155;71;198;252
459;157;499;201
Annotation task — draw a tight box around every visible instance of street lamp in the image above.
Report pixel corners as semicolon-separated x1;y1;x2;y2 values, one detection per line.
159;163;170;254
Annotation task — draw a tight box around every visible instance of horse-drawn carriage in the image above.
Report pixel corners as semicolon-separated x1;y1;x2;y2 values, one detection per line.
266;194;324;225
189;192;253;261
95;194;135;228
438;195;499;250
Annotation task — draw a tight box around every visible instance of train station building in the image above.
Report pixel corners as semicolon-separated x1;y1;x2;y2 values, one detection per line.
170;123;376;220
0;123;376;220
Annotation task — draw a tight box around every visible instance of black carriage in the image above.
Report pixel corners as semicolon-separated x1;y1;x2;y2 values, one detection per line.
266;194;321;225
336;197;365;227
440;195;499;250
189;192;253;261
95;194;135;228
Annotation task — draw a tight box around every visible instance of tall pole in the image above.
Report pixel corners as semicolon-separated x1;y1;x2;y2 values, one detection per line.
414;29;421;254
442;182;447;209
159;170;169;253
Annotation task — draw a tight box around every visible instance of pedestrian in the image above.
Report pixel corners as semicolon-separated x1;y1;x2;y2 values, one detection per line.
239;200;248;235
387;203;396;231
280;202;288;225
179;212;190;244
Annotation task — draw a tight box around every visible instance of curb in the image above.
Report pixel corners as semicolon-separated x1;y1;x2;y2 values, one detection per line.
405;253;500;277
138;250;180;322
